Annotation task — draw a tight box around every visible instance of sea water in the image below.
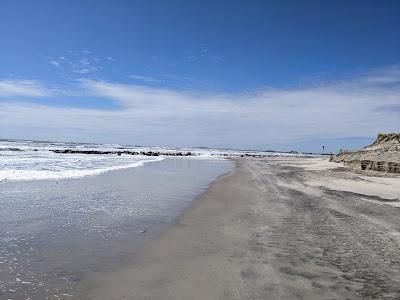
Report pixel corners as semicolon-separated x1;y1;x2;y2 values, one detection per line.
0;141;234;299
0;139;164;181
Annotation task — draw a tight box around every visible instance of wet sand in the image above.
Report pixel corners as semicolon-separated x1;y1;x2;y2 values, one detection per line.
0;158;233;299
82;157;400;300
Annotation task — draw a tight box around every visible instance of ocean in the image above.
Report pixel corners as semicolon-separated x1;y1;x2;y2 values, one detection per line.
0;138;304;182
0;139;236;299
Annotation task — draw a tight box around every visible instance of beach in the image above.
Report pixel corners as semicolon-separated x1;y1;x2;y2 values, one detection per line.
2;1;399;299
0;157;233;299
2;155;400;299
80;157;400;300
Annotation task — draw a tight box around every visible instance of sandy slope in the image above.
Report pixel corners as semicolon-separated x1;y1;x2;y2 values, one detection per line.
331;133;400;173
80;157;400;300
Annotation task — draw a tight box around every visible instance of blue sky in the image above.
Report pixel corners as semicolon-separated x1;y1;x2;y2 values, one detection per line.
0;0;399;152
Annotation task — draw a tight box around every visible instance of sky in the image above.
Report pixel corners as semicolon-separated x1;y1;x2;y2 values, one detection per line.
0;0;399;152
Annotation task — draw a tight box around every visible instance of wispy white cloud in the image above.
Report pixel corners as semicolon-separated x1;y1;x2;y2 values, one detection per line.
72;56;98;74
45;51;101;75
361;65;400;84
50;60;60;67
129;74;164;84
0;80;52;97
1;66;399;149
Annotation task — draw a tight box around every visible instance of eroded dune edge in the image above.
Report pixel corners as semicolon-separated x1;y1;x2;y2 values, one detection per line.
331;133;400;173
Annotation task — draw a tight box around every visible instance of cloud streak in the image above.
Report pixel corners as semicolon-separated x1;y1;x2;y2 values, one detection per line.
0;80;52;97
129;74;164;84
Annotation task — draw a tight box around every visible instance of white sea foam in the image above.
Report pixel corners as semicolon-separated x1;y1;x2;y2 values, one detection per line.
0;141;164;181
0;157;163;181
0;139;313;181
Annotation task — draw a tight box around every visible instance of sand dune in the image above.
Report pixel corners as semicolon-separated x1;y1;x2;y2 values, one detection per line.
331;133;400;173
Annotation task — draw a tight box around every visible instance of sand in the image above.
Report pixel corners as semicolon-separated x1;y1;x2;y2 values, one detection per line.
279;157;400;202
0;158;233;300
79;157;400;300
331;133;400;173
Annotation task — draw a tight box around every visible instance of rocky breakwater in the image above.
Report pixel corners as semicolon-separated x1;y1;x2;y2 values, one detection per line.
51;149;194;157
330;133;400;173
50;149;305;159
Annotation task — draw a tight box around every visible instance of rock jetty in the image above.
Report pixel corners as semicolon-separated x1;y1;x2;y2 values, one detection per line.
51;149;193;157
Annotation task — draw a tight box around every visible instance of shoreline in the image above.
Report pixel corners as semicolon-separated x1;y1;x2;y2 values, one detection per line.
80;157;400;300
77;157;245;299
0;158;234;300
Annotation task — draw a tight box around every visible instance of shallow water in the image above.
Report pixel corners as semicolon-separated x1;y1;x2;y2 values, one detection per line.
0;158;234;299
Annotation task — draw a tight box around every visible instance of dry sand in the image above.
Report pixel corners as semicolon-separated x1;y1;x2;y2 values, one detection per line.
79;157;400;300
279;157;400;202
